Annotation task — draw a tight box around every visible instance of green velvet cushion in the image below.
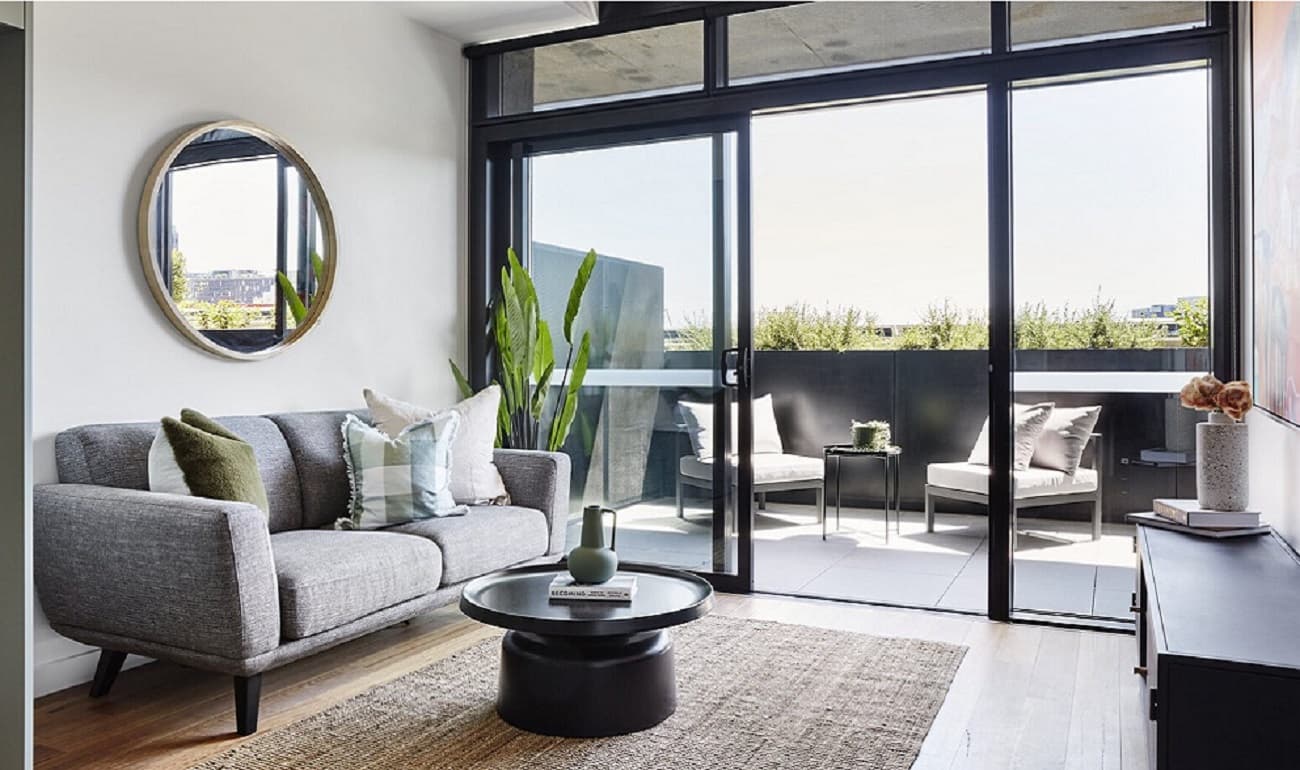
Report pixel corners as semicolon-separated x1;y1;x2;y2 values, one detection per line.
160;408;270;515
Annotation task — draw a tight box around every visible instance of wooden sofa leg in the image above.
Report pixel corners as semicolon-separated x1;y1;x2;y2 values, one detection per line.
1093;496;1103;541
676;474;684;519
816;486;825;525
89;649;127;698
234;674;263;736
757;492;767;510
924;490;935;533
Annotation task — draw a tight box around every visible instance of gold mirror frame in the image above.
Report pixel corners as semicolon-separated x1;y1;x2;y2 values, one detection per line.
137;120;338;361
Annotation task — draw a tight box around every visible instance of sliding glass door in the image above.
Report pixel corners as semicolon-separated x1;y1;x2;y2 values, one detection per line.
747;89;991;610
1008;64;1212;623
468;3;1234;628
517;122;753;590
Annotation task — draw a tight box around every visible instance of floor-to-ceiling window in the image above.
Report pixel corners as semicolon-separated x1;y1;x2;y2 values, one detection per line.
522;128;748;585
467;2;1236;624
1009;65;1211;622
748;90;990;609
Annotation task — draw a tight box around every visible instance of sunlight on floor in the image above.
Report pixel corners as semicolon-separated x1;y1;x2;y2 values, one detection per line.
569;498;1137;619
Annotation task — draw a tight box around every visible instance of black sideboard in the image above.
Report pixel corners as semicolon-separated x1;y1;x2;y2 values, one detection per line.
1135;525;1300;770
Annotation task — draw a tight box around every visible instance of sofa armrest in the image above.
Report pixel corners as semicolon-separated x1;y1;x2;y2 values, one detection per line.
494;449;571;556
34;484;280;661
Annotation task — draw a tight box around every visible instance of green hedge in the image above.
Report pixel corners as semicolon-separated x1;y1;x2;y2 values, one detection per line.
669;297;1202;352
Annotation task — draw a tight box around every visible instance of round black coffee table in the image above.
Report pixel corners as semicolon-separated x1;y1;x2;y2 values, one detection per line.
460;562;713;737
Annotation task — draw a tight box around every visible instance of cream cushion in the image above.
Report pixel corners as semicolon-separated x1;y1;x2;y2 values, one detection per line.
1032;405;1101;474
677;394;783;460
147;428;189;496
364;386;509;505
680;453;824;485
967;402;1055;470
927;461;1098;499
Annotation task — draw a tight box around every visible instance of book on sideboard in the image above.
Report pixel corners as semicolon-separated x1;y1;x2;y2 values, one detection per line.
1128;512;1270;538
1153;498;1261;528
1140;448;1192;464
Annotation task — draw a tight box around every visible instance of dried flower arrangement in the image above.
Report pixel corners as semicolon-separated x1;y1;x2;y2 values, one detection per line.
1179;375;1254;422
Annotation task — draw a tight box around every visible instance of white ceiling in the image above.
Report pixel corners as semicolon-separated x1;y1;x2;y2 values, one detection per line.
396;1;598;44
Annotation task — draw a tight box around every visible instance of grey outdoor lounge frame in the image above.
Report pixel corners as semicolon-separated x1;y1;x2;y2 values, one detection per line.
925;433;1104;544
676;473;825;523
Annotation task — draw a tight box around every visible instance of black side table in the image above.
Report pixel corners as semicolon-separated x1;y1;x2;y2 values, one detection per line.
822;444;902;542
460;562;714;737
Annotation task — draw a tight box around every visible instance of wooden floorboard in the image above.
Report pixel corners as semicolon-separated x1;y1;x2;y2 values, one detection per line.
34;594;1148;770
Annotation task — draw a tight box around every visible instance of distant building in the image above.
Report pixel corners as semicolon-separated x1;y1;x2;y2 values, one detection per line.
187;270;276;305
1130;303;1177;319
1129;296;1207;320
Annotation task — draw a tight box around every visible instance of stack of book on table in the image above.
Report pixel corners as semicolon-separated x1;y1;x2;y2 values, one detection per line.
1127;499;1270;538
548;574;637;602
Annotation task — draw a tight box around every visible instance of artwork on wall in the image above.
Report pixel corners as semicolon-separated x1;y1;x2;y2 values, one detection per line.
1252;1;1300;425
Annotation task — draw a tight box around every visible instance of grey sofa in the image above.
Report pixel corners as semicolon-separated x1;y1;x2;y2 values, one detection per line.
33;409;570;735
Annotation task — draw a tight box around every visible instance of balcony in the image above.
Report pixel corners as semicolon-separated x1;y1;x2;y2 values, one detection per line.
559;348;1207;621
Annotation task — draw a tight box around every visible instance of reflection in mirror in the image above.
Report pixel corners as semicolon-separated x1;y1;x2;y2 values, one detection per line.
140;122;335;359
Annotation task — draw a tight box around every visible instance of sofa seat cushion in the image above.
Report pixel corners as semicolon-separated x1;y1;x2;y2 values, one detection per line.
680;453;824;486
927;461;1098;499
391;505;549;585
271;530;441;640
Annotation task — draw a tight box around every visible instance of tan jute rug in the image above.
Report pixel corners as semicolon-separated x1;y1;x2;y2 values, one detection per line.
194;615;966;770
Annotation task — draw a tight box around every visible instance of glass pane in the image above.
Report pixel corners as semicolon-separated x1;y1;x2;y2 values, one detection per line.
1011;67;1210;621
1011;2;1207;50
168;157;279;331
528;135;739;576
728;2;990;85
748;90;990;612
500;21;702;114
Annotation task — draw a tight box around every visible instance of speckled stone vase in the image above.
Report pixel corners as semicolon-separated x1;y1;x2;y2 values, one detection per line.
1196;412;1249;512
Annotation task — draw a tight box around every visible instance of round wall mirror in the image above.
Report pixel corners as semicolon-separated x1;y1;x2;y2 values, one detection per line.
137;120;337;360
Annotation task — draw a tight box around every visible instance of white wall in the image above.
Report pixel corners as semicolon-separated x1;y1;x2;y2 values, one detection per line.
31;1;466;696
1249;410;1300;550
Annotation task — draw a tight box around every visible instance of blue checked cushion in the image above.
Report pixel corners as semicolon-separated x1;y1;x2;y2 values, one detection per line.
338;412;464;530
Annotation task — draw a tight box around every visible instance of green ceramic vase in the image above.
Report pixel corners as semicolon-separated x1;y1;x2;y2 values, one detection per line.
568;505;618;584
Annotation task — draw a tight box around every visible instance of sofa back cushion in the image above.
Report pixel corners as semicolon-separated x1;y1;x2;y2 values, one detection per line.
55;415;305;532
267;410;366;529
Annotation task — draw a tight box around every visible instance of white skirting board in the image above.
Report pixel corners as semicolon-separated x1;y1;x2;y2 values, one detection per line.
36;647;152;698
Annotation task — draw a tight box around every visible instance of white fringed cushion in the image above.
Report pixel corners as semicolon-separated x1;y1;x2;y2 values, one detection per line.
364;386;510;505
340;412;463;529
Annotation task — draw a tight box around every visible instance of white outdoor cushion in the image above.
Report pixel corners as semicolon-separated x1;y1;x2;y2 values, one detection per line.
680;453;824;486
677;394;783;460
1032;405;1101;474
926;461;1098;499
364;386;510;505
967;402;1055;470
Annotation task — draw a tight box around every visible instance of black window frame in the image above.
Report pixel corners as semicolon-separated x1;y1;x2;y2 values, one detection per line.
464;1;1241;624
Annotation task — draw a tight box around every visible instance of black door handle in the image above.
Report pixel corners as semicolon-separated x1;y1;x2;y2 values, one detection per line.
720;347;751;389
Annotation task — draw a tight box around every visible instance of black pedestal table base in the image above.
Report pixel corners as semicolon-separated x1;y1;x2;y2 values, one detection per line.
497;629;676;737
460;563;713;740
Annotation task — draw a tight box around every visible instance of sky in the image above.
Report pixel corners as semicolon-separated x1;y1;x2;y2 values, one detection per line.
530;67;1210;327
168;158;279;274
